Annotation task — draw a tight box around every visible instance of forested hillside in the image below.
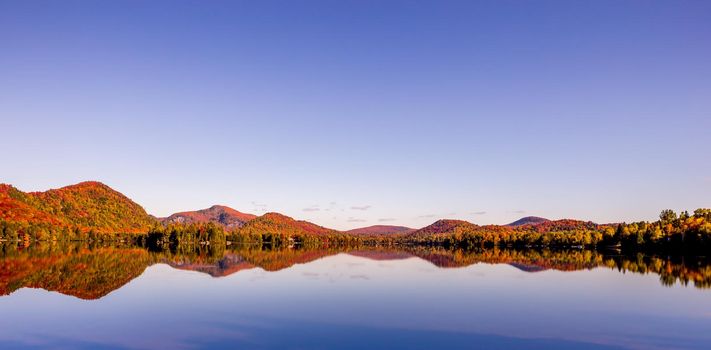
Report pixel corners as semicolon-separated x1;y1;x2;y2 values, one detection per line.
0;182;154;239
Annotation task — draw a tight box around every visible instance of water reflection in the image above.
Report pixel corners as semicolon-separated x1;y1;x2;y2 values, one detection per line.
1;242;710;300
1;243;711;350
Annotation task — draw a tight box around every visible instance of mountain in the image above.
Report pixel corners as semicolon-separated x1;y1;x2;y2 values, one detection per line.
238;212;338;236
161;205;256;229
0;181;154;234
346;225;415;235
0;180;615;242
408;219;479;237
507;216;550;227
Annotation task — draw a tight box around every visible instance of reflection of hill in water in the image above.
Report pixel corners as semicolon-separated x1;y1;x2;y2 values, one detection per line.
166;248;335;276
1;243;711;299
0;245;150;300
508;263;548;273
168;254;256;277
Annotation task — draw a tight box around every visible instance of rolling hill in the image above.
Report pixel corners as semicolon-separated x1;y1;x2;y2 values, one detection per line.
507;216;550;227
238;212;338;236
0;181;644;241
519;219;600;232
407;219;479;237
0;181;154;234
161;205;256;229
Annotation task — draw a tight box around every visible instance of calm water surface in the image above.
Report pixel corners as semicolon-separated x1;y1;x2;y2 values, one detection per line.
0;245;710;349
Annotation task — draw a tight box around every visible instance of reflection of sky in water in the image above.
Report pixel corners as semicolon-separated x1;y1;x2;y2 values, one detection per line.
1;253;710;349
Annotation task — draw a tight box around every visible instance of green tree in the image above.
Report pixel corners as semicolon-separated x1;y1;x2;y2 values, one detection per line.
659;209;677;224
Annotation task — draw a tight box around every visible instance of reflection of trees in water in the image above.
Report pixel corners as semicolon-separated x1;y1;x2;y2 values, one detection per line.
401;246;711;289
1;243;710;300
603;253;711;289
0;241;151;299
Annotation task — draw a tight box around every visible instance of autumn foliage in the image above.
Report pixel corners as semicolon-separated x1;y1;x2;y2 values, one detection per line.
1;182;710;254
0;182;154;239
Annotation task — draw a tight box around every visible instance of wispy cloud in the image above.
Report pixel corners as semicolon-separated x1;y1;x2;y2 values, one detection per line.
511;210;526;214
471;211;487;215
417;214;436;219
351;205;372;211
251;201;268;212
303;205;320;212
350;274;370;280
324;202;338;212
378;218;396;222
347;217;366;223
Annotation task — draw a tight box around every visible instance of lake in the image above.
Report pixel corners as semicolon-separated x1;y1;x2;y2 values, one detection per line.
1;244;710;349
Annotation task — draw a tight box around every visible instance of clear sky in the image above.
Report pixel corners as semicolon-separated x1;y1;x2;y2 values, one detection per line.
1;0;709;230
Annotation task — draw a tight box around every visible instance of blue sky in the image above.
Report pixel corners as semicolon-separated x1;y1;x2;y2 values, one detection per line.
1;0;709;229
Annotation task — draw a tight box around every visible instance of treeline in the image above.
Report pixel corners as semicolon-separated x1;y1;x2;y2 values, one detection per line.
2;208;710;254
418;209;711;253
141;222;364;250
0;220;142;243
0;219;366;247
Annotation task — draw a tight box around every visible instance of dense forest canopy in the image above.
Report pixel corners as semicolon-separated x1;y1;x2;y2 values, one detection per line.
0;182;154;237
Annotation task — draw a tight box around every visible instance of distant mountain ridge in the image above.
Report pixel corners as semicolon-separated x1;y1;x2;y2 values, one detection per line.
160;205;256;229
0;181;608;238
507;216;551;227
